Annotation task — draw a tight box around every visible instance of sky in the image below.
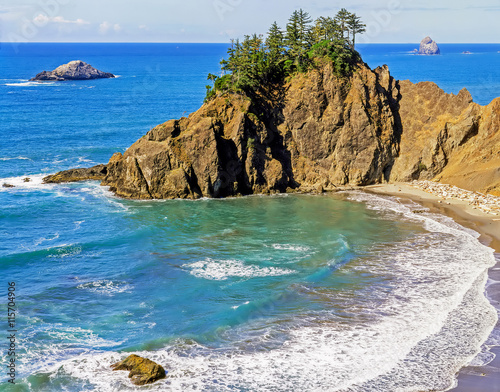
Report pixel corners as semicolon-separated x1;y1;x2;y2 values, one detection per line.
1;0;499;44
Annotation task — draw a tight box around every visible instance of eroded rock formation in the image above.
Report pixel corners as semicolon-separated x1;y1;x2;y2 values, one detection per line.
100;60;499;198
31;60;115;81
47;60;499;198
418;37;441;55
43;164;107;183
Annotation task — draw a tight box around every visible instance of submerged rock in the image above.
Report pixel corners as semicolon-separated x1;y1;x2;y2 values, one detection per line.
43;164;107;183
111;354;166;385
30;60;115;81
418;36;440;55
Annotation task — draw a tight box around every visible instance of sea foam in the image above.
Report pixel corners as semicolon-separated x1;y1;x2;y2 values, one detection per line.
186;258;296;281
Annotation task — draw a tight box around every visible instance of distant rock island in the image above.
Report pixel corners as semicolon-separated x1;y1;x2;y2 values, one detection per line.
30;60;115;81
418;36;440;55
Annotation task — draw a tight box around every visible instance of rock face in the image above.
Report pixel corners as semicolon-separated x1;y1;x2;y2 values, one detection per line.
26;58;490;198
30;61;115;81
111;354;166;385
418;36;440;55
389;81;500;196
100;61;500;198
43;164;107;183
103;62;400;199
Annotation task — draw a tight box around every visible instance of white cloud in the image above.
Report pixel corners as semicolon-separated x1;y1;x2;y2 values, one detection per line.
33;14;50;26
33;14;90;26
99;21;111;34
99;21;121;34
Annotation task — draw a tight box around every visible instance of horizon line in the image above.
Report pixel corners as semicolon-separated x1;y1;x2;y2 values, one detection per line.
1;41;500;45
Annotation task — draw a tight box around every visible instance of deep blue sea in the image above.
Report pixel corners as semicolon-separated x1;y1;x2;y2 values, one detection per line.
1;43;499;392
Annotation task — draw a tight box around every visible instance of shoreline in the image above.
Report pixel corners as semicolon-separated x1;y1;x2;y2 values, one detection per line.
364;183;500;392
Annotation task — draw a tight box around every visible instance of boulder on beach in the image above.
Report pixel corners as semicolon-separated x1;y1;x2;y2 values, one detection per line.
111;354;166;386
30;60;115;81
417;36;440;55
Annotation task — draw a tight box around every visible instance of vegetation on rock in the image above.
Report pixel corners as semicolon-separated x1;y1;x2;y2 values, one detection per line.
205;8;365;101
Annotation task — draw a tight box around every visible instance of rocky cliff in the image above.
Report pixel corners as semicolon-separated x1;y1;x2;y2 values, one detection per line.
99;60;499;198
31;60;115;81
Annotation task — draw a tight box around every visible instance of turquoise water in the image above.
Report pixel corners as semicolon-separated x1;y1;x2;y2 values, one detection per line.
1;43;499;391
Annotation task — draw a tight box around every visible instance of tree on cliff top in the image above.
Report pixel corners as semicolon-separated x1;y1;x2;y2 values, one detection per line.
205;8;365;101
347;13;366;49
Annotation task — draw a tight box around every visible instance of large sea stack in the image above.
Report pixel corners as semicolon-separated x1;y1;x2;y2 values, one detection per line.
97;61;500;198
46;60;500;198
418;37;441;55
31;60;115;81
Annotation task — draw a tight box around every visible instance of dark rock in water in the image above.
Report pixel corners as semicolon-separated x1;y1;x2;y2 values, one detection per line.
23;177;31;183
111;354;166;385
30;60;115;81
43;164;107;183
418;36;440;55
2;183;15;188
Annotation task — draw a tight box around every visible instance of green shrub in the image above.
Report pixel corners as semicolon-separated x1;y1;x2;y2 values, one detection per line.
418;163;428;172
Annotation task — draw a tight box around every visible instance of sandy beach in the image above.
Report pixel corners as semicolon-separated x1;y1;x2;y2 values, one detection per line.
365;182;500;392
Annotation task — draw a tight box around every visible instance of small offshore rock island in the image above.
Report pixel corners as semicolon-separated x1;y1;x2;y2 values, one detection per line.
45;9;500;200
417;36;441;55
31;60;115;81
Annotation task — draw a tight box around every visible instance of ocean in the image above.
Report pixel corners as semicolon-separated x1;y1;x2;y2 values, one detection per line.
1;43;500;391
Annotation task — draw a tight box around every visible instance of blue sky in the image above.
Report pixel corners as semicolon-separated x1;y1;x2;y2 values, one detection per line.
1;0;499;43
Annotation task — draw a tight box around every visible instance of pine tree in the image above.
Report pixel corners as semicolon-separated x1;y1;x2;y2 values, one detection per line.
266;22;285;64
347;13;366;49
265;22;286;80
313;16;341;42
296;8;313;49
205;8;366;101
285;9;313;70
334;8;351;41
285;10;301;60
312;17;327;42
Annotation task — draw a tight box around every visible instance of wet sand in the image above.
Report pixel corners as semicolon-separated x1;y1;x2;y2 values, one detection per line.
364;183;500;392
